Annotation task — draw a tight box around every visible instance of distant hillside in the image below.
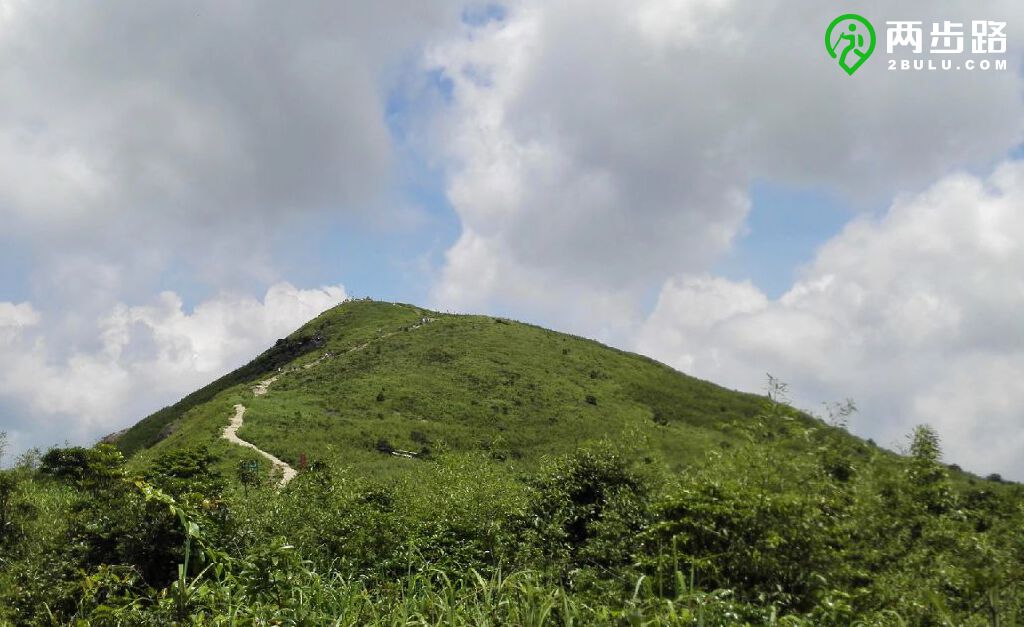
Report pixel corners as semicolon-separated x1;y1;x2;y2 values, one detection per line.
116;299;861;479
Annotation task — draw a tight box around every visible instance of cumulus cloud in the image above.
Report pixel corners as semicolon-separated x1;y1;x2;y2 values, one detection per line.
0;282;346;457
636;163;1024;478
428;0;1024;338
0;302;41;343
422;0;1024;477
0;0;469;295
2;0;1023;484
0;2;461;461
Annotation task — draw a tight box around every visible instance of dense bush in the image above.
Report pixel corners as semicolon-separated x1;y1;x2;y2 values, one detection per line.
1;415;1023;624
40;444;125;489
524;446;652;588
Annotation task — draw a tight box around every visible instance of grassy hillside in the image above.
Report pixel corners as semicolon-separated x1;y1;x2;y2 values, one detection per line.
120;299;851;479
3;299;1022;625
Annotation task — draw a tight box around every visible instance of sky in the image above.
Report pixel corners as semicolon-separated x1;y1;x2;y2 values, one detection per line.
1;1;1023;479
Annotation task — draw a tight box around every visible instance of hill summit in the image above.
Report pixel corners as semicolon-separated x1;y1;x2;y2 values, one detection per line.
5;299;1023;624
116;298;802;478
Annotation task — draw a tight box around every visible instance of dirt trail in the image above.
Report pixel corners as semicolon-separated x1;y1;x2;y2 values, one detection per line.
222;398;297;487
220;317;437;487
252;375;278;396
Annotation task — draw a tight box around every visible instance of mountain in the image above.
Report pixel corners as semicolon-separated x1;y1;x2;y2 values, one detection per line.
6;299;1023;624
114;298;855;479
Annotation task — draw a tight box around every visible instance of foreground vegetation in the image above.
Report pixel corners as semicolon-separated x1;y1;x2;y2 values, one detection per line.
1;300;1021;624
1;404;1021;624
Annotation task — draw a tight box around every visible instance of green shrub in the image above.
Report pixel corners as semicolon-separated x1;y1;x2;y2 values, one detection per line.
40;444;125;490
524;447;652;591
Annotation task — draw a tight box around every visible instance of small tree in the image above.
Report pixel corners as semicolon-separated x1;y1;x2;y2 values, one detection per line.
906;424;953;514
819;398;859;482
0;430;7;467
14;448;42;471
238;459;262;495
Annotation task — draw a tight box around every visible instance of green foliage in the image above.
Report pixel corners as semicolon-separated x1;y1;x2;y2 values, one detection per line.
650;477;834;612
525;446;652;587
2;422;1023;624
0;471;16;542
906;424;954;514
2;300;1023;624
120;300;768;483
148;445;224;498
40;444;125;490
114;329;333;456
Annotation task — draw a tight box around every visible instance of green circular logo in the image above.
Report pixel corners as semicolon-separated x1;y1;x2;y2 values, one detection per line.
826;14;876;75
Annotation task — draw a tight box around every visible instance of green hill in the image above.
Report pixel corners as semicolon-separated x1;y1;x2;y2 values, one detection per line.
117;298;845;479
3;299;1023;625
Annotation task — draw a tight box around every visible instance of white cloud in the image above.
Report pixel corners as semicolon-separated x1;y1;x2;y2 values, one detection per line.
0;1;465;228
422;1;1024;478
0;2;461;460
0;1;468;300
636;162;1024;478
0;282;346;456
1;0;1022;485
0;302;41;343
428;0;1024;342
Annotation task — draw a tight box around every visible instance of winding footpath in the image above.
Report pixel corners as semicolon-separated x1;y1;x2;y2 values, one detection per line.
220;315;436;488
222;374;296;487
222;400;297;487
